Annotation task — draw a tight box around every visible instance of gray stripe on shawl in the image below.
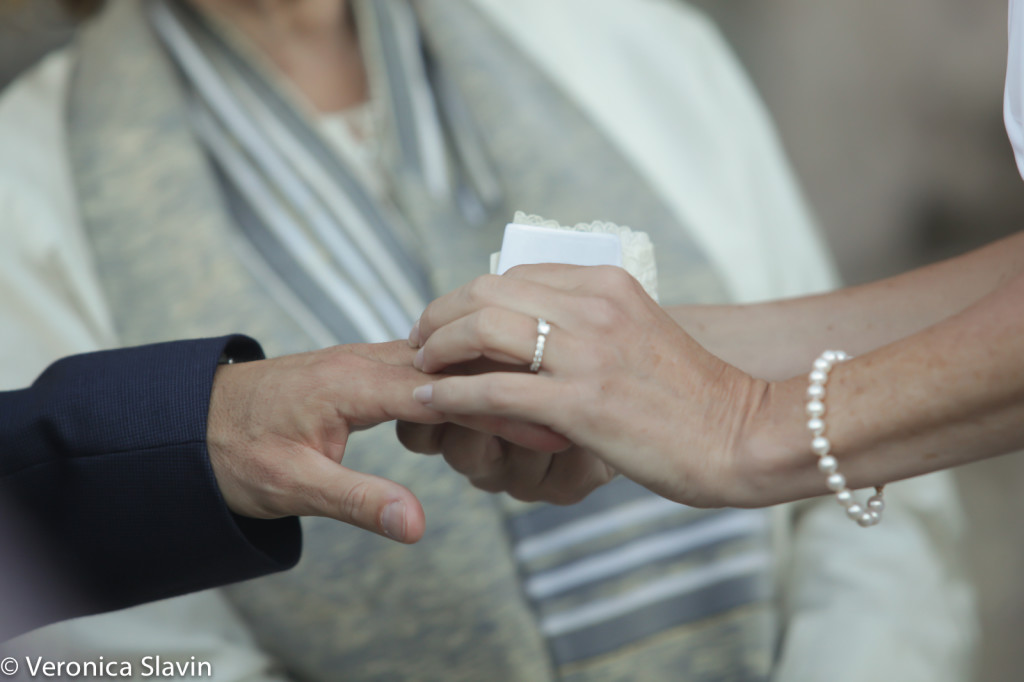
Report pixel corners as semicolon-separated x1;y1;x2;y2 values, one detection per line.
151;0;431;339
525;511;770;600
547;568;772;665
215;165;367;343
164;0;434;300
508;477;677;543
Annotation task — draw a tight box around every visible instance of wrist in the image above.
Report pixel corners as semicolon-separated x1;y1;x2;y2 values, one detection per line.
733;375;824;507
692;364;787;508
207;364;245;513
207;361;272;519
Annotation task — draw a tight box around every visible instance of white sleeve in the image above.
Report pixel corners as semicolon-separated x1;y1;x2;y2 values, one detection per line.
0;51;116;387
0;51;289;682
774;472;977;682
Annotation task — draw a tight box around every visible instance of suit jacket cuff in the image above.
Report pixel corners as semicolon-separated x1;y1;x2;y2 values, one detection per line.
0;335;301;626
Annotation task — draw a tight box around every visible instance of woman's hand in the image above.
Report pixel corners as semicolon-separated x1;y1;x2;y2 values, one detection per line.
407;265;769;508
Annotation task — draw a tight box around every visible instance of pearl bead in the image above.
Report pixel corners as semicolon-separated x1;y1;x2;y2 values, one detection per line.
807;350;879;527
818;455;838;474
806;400;825;417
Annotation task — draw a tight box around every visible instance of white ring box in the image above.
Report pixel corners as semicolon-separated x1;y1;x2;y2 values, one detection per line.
491;223;624;274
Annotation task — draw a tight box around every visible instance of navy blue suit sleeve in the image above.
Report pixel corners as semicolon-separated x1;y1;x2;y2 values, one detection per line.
0;336;301;634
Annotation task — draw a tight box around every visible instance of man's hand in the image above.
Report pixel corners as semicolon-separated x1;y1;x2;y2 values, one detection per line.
206;341;443;543
396;422;616;505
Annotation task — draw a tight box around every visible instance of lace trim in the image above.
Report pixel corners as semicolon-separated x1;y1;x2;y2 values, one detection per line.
508;211;659;301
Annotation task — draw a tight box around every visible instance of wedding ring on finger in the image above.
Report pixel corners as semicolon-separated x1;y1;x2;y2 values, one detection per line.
529;318;551;373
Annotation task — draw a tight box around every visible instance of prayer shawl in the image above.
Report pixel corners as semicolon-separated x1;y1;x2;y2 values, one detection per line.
69;1;778;679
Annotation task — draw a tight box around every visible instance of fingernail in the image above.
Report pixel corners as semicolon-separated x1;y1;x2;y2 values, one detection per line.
413;347;425;370
412;384;433;404
381;501;406;541
408;321;420;348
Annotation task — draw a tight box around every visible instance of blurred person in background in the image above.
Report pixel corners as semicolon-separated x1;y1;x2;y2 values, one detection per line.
0;1;974;680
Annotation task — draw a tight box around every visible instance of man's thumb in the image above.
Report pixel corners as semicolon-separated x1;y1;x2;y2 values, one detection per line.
299;459;426;543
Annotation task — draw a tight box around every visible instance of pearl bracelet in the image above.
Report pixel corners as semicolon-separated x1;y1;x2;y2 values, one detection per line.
806;350;885;528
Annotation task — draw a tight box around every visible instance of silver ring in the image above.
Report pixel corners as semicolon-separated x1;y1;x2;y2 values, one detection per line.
529;318;551;372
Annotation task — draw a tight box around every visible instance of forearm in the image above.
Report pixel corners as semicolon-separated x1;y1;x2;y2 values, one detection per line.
671;231;1024;380
738;266;1024;506
408;257;1024;512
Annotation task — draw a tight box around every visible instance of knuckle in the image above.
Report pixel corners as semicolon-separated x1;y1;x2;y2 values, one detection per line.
546;486;586;506
396;422;441;453
503;264;535;280
473;478;506;495
595;265;634;292
541;453;605;506
473;308;505;347
619;273;647;302
591;266;646;309
507;485;541;504
418;304;437;337
578;465;612;498
465;274;500;305
394;421;415;449
338;479;373;524
581;296;622;332
443;448;477;475
444;433;501;477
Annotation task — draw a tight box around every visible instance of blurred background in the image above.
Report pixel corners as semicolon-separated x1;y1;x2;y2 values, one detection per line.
2;1;1022;679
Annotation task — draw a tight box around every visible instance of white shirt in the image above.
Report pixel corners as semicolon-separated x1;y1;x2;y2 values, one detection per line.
1006;0;1024;177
